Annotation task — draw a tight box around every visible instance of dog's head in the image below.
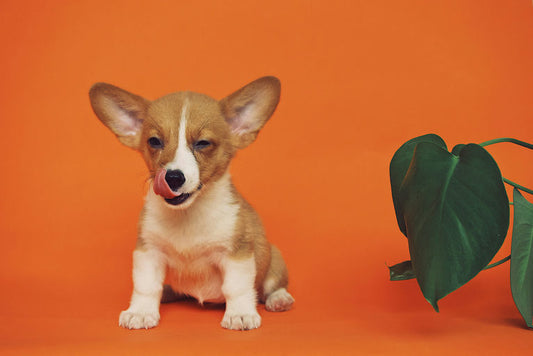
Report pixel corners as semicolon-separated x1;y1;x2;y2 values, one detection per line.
89;77;280;209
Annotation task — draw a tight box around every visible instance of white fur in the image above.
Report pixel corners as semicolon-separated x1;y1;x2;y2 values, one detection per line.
166;100;200;194
141;172;240;304
220;256;261;330
93;78;290;331
265;288;294;312
121;173;241;329
142;172;238;251
119;249;166;329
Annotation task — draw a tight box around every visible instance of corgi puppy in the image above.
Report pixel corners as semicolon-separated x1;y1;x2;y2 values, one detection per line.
89;77;294;331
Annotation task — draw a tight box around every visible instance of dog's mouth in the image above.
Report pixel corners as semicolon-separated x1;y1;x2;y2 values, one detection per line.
164;184;203;206
164;193;191;206
153;168;203;207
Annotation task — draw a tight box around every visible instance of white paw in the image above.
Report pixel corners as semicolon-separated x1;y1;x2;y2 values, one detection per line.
221;311;261;331
119;309;160;329
265;288;295;312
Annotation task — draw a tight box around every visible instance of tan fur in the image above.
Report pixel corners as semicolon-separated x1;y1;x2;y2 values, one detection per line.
89;83;150;149
89;76;293;330
220;77;281;149
230;189;271;297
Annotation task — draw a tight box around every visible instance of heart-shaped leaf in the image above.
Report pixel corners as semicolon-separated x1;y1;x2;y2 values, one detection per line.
390;134;447;236
399;142;509;311
510;188;533;328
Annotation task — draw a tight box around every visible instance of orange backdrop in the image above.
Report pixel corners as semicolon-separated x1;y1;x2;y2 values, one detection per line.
1;0;533;354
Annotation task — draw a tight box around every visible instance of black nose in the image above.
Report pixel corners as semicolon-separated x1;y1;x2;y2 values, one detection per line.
165;169;186;191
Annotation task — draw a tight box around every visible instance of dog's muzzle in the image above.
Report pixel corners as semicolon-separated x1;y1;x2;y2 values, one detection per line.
153;168;192;205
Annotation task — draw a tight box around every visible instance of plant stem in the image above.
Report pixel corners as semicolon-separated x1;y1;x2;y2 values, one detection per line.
479;137;533;149
504;178;533;195
478;138;533;194
484;255;511;270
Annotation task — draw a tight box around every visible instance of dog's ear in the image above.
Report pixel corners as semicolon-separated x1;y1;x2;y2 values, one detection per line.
89;83;150;149
220;76;281;149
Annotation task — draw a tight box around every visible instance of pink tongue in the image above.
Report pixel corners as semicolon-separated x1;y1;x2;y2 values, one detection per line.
153;169;180;199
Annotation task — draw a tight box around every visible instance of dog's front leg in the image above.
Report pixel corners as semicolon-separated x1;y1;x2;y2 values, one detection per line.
220;255;261;330
119;248;166;329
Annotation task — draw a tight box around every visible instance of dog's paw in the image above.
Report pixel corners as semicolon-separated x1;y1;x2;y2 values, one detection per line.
221;311;261;331
119;309;160;330
265;288;294;312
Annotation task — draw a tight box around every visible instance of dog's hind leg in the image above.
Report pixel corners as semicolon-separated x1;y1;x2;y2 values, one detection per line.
262;245;295;312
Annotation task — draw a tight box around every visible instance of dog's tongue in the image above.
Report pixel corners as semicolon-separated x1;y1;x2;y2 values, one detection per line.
153;169;180;199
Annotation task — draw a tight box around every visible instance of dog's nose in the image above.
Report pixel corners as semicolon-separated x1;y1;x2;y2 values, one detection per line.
165;169;186;191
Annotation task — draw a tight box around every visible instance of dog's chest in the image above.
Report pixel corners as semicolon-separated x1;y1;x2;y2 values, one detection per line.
141;189;239;302
165;248;226;303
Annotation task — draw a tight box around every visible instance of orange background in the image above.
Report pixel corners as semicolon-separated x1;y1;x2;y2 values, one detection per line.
1;0;533;354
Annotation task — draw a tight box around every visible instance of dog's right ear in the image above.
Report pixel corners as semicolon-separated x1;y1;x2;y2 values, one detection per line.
89;83;150;149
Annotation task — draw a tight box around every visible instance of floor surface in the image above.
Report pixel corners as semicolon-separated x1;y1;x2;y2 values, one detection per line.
1;0;533;354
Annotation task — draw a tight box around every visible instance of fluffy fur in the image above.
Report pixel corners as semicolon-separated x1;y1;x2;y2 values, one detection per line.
89;77;294;330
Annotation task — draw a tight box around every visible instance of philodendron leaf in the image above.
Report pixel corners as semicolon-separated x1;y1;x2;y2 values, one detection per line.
510;188;533;328
390;134;447;236
400;142;509;311
389;260;416;281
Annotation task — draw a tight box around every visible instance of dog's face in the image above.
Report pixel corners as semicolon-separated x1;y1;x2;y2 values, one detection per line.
89;77;280;209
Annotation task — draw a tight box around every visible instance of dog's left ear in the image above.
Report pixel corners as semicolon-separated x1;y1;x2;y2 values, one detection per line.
220;76;281;149
89;83;150;150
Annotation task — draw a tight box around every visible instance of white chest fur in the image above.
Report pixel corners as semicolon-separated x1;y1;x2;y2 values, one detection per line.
140;173;239;302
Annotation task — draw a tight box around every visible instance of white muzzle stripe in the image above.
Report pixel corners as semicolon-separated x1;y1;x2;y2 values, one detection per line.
167;99;200;194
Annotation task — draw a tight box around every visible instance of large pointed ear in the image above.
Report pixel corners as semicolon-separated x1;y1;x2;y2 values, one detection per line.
219;76;281;149
89;83;150;149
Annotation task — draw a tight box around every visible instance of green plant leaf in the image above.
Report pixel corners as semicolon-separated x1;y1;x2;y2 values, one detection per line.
389;260;416;281
390;134;447;236
399;142;509;311
510;188;533;328
450;143;465;155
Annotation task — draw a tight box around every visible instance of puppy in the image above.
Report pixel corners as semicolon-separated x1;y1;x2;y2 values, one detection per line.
89;77;294;331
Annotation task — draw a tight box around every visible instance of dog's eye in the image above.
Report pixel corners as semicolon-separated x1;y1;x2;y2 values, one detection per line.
194;140;211;150
148;137;164;149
